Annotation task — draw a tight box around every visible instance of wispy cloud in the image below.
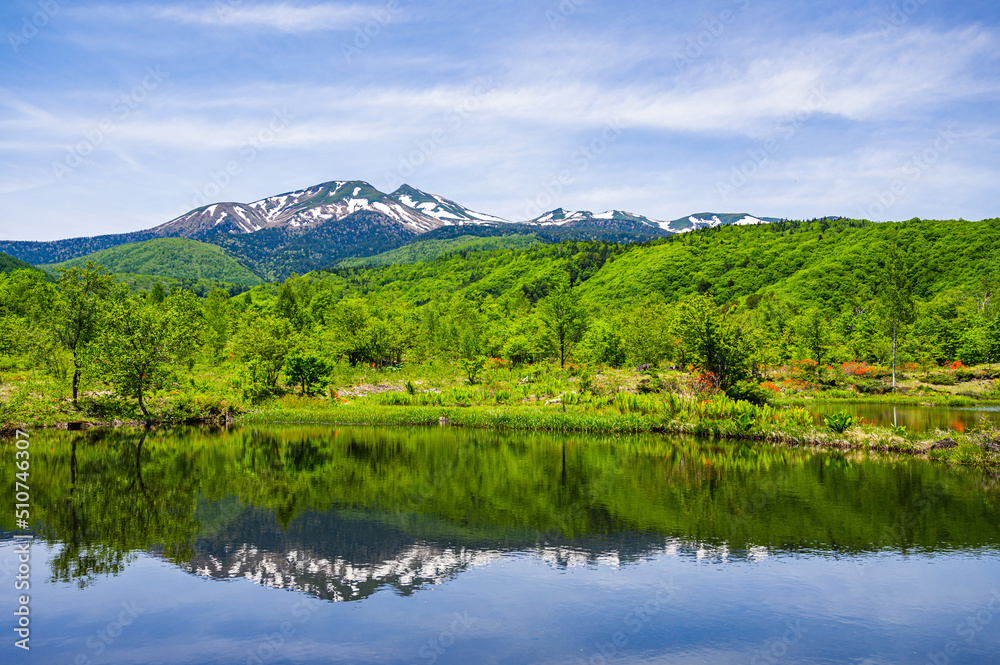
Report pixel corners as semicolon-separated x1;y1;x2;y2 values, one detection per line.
2;0;999;240
74;2;379;32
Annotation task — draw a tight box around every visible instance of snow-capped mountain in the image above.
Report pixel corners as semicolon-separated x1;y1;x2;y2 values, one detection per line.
529;208;666;228
0;176;791;277
157;180;452;237
664;212;782;233
156;181;515;239
156;180;782;242
390;184;510;224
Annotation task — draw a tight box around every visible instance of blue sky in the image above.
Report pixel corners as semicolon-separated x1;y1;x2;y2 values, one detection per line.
1;0;998;240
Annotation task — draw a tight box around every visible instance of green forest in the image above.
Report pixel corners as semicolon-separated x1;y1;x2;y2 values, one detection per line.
2;217;1000;460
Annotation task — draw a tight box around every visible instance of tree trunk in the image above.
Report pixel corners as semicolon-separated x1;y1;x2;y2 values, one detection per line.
891;314;897;389
72;364;81;410
138;390;150;419
560;336;565;368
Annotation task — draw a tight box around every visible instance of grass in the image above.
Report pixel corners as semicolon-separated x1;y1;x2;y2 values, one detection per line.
3;356;999;467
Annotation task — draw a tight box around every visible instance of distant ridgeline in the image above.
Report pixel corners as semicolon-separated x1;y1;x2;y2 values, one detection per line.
0;251;39;274
5;217;998;314
301;217;1000;312
0;179;782;281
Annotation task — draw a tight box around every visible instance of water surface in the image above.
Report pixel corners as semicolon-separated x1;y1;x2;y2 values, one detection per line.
806;401;1000;432
2;425;999;664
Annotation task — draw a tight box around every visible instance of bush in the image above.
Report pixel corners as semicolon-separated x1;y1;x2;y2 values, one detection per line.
925;373;955;386
284;351;332;395
823;411;854;433
461;356;486;384
852;379;889;394
724;379;770;405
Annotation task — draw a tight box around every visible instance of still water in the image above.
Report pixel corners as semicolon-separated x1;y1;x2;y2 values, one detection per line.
2;425;999;664
806;402;1000;432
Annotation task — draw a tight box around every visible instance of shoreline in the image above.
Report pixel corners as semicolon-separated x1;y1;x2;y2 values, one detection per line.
7;402;993;466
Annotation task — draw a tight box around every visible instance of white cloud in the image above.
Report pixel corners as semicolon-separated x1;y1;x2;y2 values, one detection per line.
74;2;382;33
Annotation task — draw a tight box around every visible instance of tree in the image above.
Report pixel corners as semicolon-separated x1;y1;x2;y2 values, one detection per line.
878;240;916;388
229;313;293;395
0;268;56;365
674;295;759;393
53;262;115;408
284;351;331;395
149;282;165;304
202;289;232;360
274;282;300;324
794;307;831;369
539;278;586;367
617;298;674;367
96;287;203;418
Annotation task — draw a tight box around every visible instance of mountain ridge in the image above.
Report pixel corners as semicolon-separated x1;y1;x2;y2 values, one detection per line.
0;178;789;278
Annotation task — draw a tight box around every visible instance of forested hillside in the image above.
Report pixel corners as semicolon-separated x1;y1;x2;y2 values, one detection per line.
336;234;541;268
45;238;264;287
579;218;1000;308
0;251;37;274
2;217;998;426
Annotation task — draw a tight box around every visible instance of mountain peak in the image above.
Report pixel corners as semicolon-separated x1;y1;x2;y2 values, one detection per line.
389;184;510;224
664;212;781;233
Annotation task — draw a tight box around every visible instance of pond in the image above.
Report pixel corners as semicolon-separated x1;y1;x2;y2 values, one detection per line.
2;424;999;664
805;402;1000;433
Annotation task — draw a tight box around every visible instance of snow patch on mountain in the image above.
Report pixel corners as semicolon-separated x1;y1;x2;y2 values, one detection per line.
153;179;782;242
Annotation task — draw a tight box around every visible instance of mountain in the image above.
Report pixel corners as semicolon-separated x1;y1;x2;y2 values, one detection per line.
44;238;264;287
157;180;451;238
0;230;158;266
0;178;787;279
529;208;667;229
389;184;511;224
664;213;783;233
205;209;419;280
0;251;39;274
336;233;541;268
155;181;516;242
528;209;782;235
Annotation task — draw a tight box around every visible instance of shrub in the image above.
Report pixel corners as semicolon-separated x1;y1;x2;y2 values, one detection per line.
461;356;486;385
823;411;854;433
284;351;332;395
851;378;889;394
953;369;975;382
925;373;955;386
724;379;770;405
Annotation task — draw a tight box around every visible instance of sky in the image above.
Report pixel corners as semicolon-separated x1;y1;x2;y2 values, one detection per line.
0;0;998;241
